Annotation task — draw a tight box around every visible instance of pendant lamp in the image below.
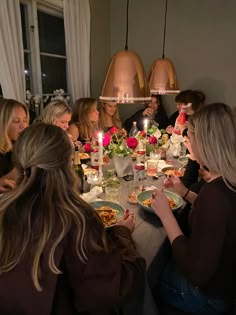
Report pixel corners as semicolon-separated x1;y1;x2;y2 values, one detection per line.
99;0;151;104
148;0;180;95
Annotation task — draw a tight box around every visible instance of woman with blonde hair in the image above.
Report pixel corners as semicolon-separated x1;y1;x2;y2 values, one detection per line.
0;98;29;192
68;97;99;144
35;100;72;131
0;122;145;314
152;103;236;314
99;101;122;132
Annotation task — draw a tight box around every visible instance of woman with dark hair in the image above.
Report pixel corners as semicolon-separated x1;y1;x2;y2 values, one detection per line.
169;89;206;126
0;123;145;314
124;94;169;133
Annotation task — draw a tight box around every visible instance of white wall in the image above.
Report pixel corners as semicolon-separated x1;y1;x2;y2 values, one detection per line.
108;0;236;120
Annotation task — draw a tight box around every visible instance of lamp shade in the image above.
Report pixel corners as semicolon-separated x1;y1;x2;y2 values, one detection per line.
148;58;180;95
100;50;151;103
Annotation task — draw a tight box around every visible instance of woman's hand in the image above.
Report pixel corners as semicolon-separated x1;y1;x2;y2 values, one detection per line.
164;175;187;197
117;209;135;233
0;178;16;193
143;107;154;117
151;189;173;221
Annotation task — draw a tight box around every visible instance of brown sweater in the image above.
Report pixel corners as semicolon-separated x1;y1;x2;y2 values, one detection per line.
0;225;145;315
172;177;236;303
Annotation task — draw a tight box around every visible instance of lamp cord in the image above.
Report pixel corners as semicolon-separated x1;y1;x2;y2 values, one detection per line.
125;0;129;50
162;0;168;58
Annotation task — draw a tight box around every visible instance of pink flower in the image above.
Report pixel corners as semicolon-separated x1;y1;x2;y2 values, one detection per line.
103;133;111;147
149;136;157;145
126;137;138;150
109;126;118;135
84;143;93;153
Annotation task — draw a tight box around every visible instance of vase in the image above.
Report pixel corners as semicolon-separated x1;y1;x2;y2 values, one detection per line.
113;155;133;177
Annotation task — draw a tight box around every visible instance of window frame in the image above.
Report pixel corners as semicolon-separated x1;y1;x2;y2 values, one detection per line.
20;0;67;100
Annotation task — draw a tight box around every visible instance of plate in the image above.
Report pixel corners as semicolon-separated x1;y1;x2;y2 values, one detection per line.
79;152;90;160
178;156;189;165
161;166;184;177
137;189;183;213
89;200;125;228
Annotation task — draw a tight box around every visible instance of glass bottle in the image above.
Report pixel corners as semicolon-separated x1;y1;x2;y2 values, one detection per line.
129;121;139;137
73;145;84;193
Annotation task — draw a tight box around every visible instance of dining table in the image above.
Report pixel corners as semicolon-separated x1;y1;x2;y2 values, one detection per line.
85;156;184;315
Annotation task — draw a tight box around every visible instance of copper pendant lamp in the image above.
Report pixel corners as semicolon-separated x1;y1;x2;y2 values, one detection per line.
99;0;151;104
148;0;180;95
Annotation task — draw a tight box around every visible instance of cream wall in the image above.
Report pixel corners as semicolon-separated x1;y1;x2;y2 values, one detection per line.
91;0;236;122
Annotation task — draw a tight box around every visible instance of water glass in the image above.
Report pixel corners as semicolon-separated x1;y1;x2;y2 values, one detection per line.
146;159;159;177
150;151;161;161
105;186;120;202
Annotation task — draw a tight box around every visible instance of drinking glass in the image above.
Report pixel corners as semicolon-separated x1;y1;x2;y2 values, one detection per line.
150;151;161;161
105;186;120;202
146;159;159;177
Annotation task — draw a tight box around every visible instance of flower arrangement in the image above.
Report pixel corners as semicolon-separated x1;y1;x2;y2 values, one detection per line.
102;126;138;159
135;124;167;155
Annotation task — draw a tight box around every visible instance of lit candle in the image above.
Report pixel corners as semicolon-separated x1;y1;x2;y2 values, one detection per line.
143;119;148;134
98;132;103;175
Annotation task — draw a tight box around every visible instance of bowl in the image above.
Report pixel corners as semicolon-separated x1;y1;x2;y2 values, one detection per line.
137;189;183;213
89;200;125;228
178;156;189;166
161;166;184;177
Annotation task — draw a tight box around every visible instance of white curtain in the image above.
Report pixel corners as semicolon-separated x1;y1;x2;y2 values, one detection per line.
64;0;91;104
0;0;25;102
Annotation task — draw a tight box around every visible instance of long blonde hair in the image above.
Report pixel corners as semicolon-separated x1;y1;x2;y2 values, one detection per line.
99;102;122;131
71;98;98;140
0;99;29;153
0;123;106;291
188;103;236;190
34;100;71;125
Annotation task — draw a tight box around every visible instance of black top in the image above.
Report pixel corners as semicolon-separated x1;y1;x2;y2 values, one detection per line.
172;177;236;303
0;151;14;177
124;109;169;133
168;110;179;126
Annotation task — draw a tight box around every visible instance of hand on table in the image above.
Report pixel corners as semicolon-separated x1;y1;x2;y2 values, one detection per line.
0;178;16;193
117;209;135;233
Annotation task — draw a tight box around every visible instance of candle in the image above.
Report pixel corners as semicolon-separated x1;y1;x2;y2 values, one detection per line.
143;119;148;134
98;132;103;175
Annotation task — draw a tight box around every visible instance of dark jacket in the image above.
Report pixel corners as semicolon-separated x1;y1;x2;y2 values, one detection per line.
0;224;145;315
124;109;169;133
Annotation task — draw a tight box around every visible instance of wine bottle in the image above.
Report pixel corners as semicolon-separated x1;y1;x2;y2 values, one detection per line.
73;146;84;193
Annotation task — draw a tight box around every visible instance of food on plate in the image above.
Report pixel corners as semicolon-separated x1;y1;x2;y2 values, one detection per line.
95;205;119;227
163;169;183;177
128;191;138;204
83;168;97;176
143;196;177;209
79;152;90;160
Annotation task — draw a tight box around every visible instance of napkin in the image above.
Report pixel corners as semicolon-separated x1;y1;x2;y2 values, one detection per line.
158;159;172;170
80;186;103;203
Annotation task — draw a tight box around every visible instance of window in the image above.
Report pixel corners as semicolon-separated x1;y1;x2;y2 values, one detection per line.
20;1;67;97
